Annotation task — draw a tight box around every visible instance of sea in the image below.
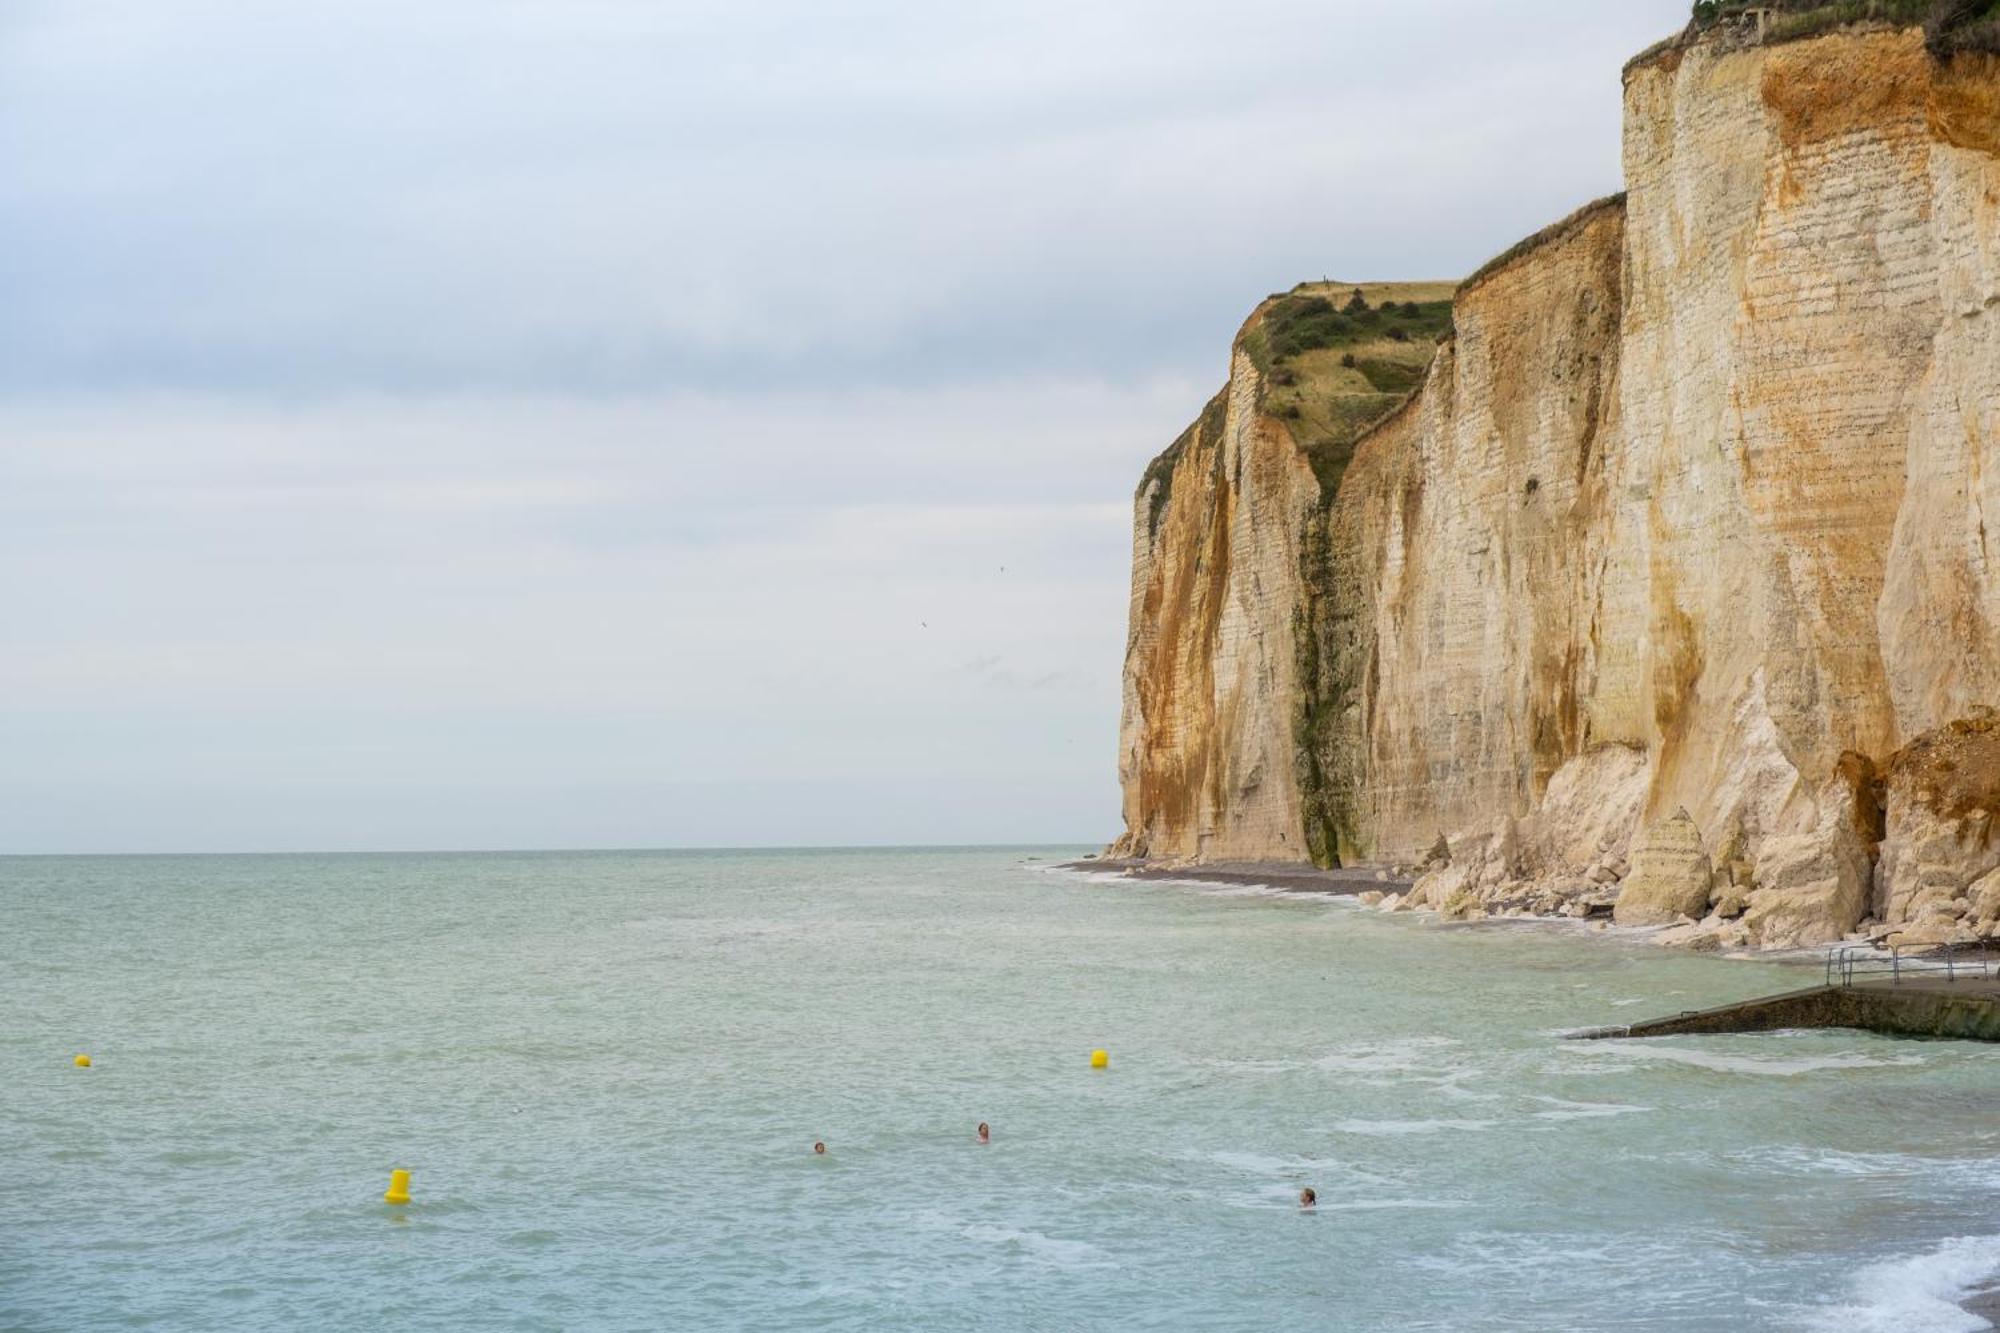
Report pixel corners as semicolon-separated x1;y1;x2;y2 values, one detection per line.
5;846;2000;1331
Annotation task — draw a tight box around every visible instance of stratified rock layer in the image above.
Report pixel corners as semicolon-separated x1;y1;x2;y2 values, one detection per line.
1110;25;2000;949
1614;811;1714;928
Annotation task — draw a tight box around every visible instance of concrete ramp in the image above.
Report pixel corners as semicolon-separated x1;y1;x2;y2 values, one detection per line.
1569;977;2000;1043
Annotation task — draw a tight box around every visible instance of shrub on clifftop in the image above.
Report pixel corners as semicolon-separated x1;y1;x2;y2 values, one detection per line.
1685;0;1999;50
1927;0;2000;55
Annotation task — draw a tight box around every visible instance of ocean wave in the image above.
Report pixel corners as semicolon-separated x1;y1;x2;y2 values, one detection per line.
1526;1095;1649;1120
1156;879;1344;904
1043;863;1356;905
1569;1043;1927;1078
959;1223;1110;1270
1036;865;1135;888
1328;1117;1496;1136
1204;1150;1350;1176
1795;1235;2000;1332
1743;1145;1964;1180
1191;882;1275;896
1313;1036;1459;1075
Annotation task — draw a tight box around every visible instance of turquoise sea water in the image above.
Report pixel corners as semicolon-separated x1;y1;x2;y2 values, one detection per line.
6;846;2000;1331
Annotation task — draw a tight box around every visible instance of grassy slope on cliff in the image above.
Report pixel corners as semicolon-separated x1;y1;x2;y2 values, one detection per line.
1241;282;1455;496
1130;280;1454;529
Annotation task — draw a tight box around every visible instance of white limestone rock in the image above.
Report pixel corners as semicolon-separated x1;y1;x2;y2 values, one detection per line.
1613;810;1714;927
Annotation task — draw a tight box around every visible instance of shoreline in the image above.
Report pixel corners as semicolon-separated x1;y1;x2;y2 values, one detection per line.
1058;857;1413;896
1056;857;1852;971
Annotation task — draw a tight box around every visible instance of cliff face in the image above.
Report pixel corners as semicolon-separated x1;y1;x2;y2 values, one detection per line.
1111;283;1455;863
1110;369;1320;863
1317;199;1629;873
1112;24;2000;949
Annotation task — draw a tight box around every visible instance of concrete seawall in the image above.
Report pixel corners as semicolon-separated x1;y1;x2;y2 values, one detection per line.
1571;978;2000;1043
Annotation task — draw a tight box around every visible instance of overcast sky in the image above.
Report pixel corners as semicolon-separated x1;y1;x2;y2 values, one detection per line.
1;0;1690;853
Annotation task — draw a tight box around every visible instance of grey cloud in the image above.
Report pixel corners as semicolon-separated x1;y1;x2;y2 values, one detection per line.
0;1;1695;851
0;0;1690;395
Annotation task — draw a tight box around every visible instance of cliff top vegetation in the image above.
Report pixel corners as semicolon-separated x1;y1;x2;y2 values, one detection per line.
1682;0;2000;56
1240;283;1455;495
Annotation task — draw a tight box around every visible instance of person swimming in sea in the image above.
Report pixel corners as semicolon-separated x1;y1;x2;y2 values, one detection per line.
1299;1187;1316;1210
813;1141;826;1156
976;1122;990;1145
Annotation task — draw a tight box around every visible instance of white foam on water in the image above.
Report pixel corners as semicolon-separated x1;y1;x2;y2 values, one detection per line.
1745;1145;1950;1179
1048;868;1135;887
1049;864;1357;906
1204;1150;1349;1176
1328;1118;1496;1136
1794;1235;2000;1332
1403;1230;1688;1278
1202;1056;1307;1076
1526;1095;1648;1121
959;1224;1111;1270
1570;1043;1927;1078
1194;883;1284;898
1180;881;1346;905
1313;1036;1459;1075
1432;1078;1507;1106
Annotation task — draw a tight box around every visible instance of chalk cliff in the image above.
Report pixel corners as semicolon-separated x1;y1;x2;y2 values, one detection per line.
1111;17;2000;950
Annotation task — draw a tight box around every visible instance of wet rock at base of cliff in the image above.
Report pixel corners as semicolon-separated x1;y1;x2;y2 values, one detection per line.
1655;917;1752;953
1706;831;1749;916
1440;886;1488;921
1877;713;2000;928
1886;917;1981;950
1407;827;1518;912
1740;763;1878;950
1711;878;1752;920
1612;810;1714;927
1969;865;2000;933
1404;868;1448;911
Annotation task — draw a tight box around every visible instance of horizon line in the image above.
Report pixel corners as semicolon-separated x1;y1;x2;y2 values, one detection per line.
0;840;1103;861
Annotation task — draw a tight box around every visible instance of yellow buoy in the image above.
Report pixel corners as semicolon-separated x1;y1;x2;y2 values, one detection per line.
383;1168;412;1206
1090;1049;1109;1070
73;1054;91;1068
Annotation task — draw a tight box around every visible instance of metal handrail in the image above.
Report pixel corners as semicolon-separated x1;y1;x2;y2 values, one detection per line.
1825;941;1997;988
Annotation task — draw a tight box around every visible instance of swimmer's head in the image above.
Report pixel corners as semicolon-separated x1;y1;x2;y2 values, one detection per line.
813;1141;826;1155
977;1122;990;1142
1299;1188;1316;1209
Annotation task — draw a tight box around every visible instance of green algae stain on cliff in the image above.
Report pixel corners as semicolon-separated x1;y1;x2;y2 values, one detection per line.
1288;427;1417;869
1246;287;1448;867
1291;520;1350;867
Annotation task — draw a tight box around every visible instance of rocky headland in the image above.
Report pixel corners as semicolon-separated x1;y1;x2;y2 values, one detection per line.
1108;6;2000;956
